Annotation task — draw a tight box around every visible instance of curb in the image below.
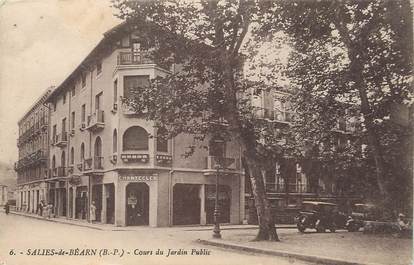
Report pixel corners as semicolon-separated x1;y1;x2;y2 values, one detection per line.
185;226;296;231
9;211;104;231
196;239;384;265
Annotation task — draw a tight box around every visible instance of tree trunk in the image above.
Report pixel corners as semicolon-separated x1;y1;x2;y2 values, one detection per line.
244;155;280;241
333;8;389;199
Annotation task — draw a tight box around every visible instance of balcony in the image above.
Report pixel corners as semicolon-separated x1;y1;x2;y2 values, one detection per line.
83;157;104;173
84;158;93;171
156;154;172;166
77;162;83;172
40;117;48;129
86;110;105;131
205;156;240;172
265;183;314;194
120;153;149;163
262;109;293;123
14;149;47;171
117;51;154;65
53;132;68;147
57;166;67;177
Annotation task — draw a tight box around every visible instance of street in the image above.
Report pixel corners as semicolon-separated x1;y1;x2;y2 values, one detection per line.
0;213;314;265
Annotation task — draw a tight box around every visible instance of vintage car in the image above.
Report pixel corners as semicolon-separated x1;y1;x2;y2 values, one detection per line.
346;203;381;232
295;201;346;233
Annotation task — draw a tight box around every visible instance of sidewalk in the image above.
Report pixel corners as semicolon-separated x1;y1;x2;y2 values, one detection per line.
197;228;413;265
7;210;294;232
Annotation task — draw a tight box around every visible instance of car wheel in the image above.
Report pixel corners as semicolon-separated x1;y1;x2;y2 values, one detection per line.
348;224;358;232
316;220;325;233
297;224;306;233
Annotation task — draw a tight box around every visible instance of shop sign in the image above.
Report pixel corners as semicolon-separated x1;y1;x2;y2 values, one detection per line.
119;175;158;182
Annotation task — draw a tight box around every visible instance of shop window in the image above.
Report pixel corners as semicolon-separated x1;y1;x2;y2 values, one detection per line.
122;126;148;151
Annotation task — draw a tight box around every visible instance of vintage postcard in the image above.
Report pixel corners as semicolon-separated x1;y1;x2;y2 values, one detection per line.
0;1;412;265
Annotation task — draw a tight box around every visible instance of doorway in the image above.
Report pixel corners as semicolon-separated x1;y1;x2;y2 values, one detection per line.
105;184;115;224
92;185;103;222
173;184;201;225
205;185;231;224
125;183;149;226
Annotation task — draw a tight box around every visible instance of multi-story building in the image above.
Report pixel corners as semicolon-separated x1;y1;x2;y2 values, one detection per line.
43;22;245;227
249;88;361;222
14;88;52;213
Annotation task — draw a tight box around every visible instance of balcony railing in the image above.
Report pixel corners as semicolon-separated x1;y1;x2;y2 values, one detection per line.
84;158;93;171
57;166;67;177
262;109;293;123
94;156;104;169
14;149;48;171
86;110;104;131
265;183;314;193
117;51;154;65
54;132;68;147
83;157;104;172
205;156;240;170
120;153;149;163
156;154;172;166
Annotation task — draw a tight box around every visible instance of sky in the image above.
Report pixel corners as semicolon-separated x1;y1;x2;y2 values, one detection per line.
0;0;121;164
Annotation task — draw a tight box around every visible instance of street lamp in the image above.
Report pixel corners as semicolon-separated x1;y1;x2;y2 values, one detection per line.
213;161;222;239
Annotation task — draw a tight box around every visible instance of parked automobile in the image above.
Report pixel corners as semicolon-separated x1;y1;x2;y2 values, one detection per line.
346;203;381;232
295;201;346;233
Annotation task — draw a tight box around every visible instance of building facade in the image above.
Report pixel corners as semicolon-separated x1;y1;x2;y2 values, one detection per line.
41;23;244;227
14;89;52;213
248;88;362;223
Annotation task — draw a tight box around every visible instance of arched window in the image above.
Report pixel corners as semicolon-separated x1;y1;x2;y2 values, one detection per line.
94;137;102;157
113;129;118;153
61;151;66;167
52;155;56;169
70;147;74;165
80;143;85;161
156;127;168;152
122;126;148;151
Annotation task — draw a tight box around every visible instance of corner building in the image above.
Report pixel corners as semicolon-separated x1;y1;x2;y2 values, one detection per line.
45;23;245;227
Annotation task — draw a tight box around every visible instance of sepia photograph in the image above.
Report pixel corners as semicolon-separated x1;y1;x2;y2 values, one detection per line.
0;0;412;265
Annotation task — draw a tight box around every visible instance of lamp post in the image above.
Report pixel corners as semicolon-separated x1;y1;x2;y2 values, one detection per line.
213;162;222;239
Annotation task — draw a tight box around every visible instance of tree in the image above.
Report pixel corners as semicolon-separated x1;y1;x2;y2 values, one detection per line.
112;0;284;241
256;0;413;216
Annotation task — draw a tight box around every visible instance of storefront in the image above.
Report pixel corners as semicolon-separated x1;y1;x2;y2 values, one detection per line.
46;168;244;227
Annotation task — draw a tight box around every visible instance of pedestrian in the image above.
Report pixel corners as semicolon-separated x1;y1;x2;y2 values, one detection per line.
90;201;96;223
38;200;44;217
47;203;53;219
397;213;410;230
4;202;10;215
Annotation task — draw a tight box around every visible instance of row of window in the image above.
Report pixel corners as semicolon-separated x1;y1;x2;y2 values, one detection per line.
50;126;168;168
52;60;103;111
19;107;48;136
18;133;48;159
